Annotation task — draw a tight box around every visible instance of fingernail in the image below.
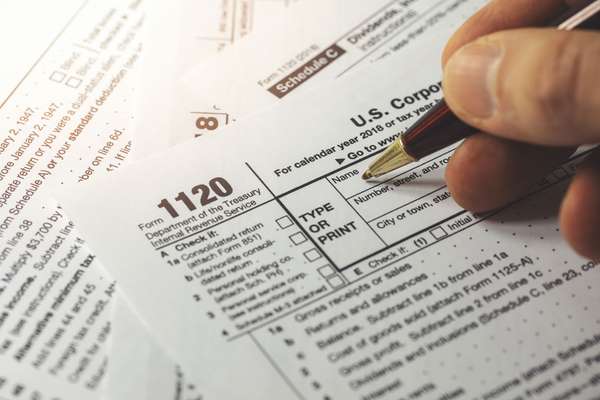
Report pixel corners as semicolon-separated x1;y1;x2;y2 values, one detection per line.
444;42;502;119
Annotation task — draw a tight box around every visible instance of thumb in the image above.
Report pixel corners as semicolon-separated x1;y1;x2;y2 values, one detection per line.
443;29;600;146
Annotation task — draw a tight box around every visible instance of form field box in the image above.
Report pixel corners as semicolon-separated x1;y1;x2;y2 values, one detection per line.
50;71;66;83
289;232;307;245
318;264;336;278
276;216;293;229
303;248;322;262
429;226;448;240
65;76;82;88
327;276;345;288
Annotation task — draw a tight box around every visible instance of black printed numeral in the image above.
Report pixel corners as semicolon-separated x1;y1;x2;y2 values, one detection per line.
158;177;233;218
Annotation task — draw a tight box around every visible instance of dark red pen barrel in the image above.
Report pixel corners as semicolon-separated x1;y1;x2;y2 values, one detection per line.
402;100;477;160
396;1;600;163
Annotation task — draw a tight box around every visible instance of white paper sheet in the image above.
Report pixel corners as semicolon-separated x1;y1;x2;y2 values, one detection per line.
61;16;600;399
104;295;202;400
154;0;487;155
0;2;201;399
133;0;303;158
0;1;145;399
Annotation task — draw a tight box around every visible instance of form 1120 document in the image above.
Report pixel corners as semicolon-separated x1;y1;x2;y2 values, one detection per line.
63;23;600;400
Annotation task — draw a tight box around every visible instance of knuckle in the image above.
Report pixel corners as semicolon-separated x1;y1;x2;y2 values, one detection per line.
529;35;587;129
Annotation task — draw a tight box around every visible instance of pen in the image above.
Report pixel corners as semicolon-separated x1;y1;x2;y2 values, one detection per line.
362;0;600;180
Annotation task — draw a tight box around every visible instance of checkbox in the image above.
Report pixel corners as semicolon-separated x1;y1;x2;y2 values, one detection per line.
289;232;307;245
429;226;448;240
303;248;322;262
318;264;336;278
276;216;293;229
65;76;82;88
50;71;66;83
327;276;345;288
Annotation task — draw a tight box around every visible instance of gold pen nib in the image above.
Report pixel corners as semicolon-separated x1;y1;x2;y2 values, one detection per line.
361;139;415;180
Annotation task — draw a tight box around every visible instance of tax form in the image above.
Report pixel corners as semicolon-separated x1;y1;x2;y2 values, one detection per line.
61;29;600;400
107;1;309;398
137;0;488;157
0;1;148;399
114;1;487;395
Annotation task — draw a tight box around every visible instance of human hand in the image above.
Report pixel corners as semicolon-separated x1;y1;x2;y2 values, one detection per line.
442;0;600;259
